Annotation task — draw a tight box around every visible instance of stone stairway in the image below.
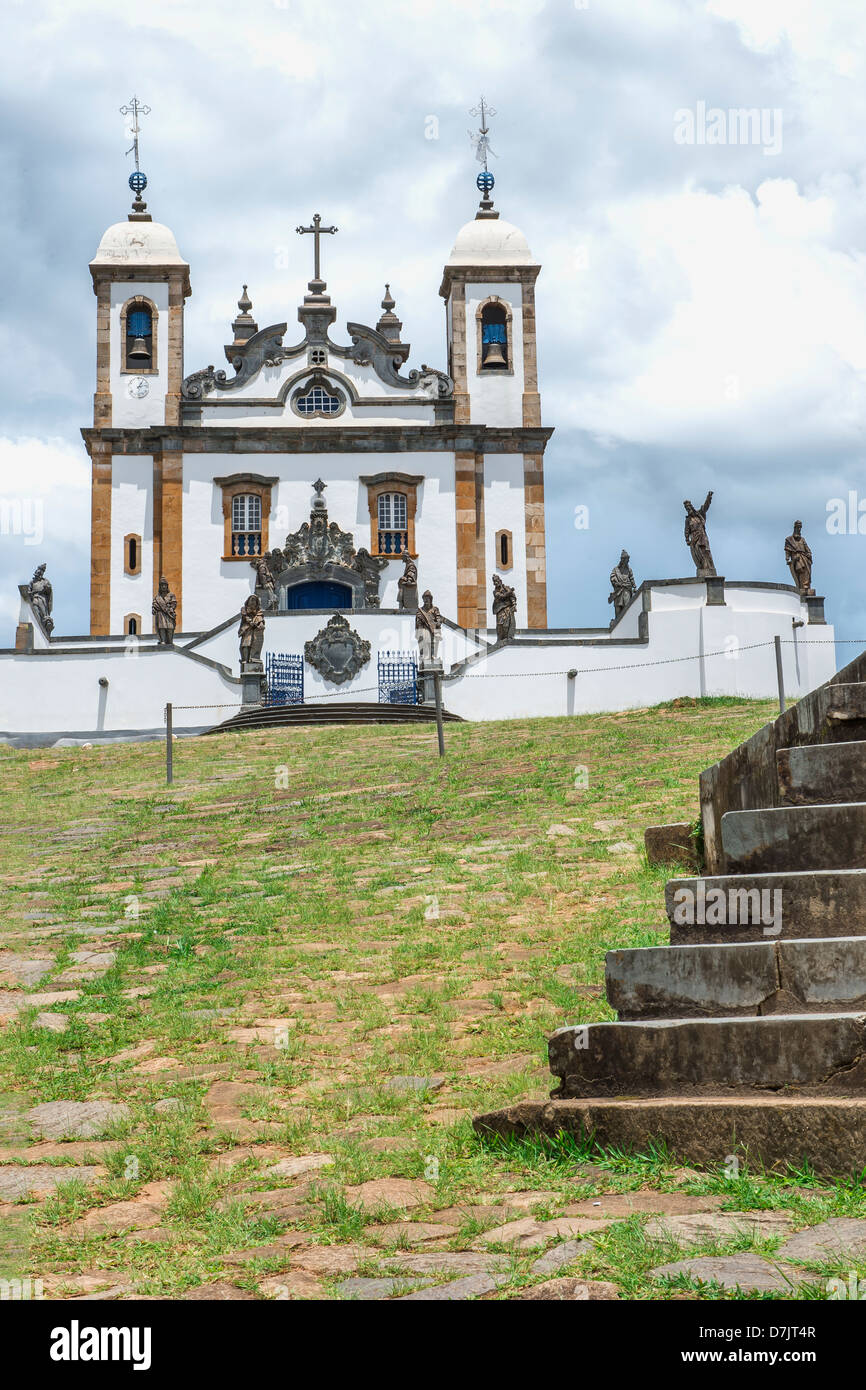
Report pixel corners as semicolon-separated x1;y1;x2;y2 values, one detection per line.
204;700;463;734
474;667;866;1174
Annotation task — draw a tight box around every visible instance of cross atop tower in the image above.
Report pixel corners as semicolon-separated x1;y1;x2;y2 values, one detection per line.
296;213;338;297
120;95;151;219
468;96;498;219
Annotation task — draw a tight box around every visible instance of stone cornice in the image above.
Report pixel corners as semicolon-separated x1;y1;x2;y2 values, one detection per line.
439;264;541;298
81;424;554;455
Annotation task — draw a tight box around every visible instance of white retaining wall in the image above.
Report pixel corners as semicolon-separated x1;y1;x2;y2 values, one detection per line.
1;580;838;742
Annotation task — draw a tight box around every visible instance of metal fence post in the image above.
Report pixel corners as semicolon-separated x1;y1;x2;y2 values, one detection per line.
165;702;173;784
774;635;786;714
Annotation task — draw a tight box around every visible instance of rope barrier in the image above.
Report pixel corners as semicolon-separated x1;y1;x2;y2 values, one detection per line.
169;637;866;706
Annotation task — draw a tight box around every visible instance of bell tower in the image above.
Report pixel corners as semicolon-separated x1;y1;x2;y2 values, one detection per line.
439;99;547;629
86;98;191;634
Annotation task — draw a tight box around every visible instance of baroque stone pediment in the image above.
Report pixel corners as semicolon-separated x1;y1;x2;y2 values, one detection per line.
284;514;356;569
182;315;453;403
304;612;371;685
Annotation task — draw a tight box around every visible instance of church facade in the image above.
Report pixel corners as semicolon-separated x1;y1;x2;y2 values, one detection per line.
2;161;839;743
85;182;550;639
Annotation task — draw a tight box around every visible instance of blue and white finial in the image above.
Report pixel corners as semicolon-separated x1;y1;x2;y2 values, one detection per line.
120;95;151;218
469;97;498;218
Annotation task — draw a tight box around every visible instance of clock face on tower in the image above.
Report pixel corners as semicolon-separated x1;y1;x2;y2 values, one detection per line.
126;377;150;399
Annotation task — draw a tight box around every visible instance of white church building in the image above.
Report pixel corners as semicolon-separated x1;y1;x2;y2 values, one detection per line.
1;153;837;744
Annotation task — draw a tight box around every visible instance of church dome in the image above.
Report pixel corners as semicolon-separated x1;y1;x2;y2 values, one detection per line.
446;216;535;266
90;219;187;268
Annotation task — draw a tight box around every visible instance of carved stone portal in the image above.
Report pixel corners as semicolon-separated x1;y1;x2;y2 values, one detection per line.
305;612;371;685
250;482;385;610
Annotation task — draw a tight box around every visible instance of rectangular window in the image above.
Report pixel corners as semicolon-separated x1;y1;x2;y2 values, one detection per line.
377;492;408;553
231;493;262;555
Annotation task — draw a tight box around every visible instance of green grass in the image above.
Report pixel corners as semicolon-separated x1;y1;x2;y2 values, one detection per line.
3;697;858;1300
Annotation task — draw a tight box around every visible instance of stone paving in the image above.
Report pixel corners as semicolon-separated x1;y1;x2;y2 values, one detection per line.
3;710;866;1300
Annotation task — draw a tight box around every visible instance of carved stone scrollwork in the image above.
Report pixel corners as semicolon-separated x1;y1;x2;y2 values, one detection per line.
282;513;357;570
407;364;454;398
181;364;228;400
345;324;453;397
305;612;371;685
182;324;305;399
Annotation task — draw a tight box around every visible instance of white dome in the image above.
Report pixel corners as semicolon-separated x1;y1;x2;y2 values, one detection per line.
447;215;535;266
90;219;187;268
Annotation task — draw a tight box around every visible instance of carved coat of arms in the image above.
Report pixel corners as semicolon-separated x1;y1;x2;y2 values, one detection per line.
305;613;371;685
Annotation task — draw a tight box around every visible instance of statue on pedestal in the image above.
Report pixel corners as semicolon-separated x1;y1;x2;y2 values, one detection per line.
683;492;716;577
250;554;278;611
353;547;387;607
785;520;814;596
397;552;419;611
238;594;265;669
27;564;54;635
152;576;177;646
415;589;442;662
492;574;517;641
608;550;636;622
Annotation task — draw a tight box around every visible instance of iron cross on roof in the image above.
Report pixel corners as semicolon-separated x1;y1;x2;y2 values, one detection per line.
296;213;338;295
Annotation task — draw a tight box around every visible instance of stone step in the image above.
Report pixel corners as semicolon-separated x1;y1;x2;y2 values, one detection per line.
665;868;866;944
777;740;866;806
548;1013;866;1099
606;937;866;1020
473;1097;866;1176
721;802;866;874
205;701;463;734
819;682;866;743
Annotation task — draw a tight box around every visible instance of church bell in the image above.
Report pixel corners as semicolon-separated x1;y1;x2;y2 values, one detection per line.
483;340;507;367
128;336;151;360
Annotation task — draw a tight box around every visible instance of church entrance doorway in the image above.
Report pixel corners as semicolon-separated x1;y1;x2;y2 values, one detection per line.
285;580;353;610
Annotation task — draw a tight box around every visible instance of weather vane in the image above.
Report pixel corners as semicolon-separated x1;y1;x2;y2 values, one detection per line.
120;96;150;213
469;96;497;211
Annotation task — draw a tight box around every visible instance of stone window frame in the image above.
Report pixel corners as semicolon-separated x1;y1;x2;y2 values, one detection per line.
120;294;159;376
124;532;142;576
123;613;142;636
495;528;513;571
476;295;514;376
359;471;423;558
214;473;278;562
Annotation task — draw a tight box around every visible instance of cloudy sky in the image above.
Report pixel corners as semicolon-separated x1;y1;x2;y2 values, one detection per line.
2;0;866;649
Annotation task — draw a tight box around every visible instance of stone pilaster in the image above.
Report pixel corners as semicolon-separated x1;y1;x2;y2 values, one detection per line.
523;452;547;628
521;280;541;427
455;449;486;629
449;282;471;425
90;440;113;634
153;449;183;631
165;273;186;427
93;277;112;428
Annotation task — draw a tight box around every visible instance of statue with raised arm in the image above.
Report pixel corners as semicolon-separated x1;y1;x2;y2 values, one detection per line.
683;491;716;577
492;574;517;641
238;594;265;668
608;549;636;622
27;564;54;635
415;589;443;662
151;576;177;646
785;520;814;596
